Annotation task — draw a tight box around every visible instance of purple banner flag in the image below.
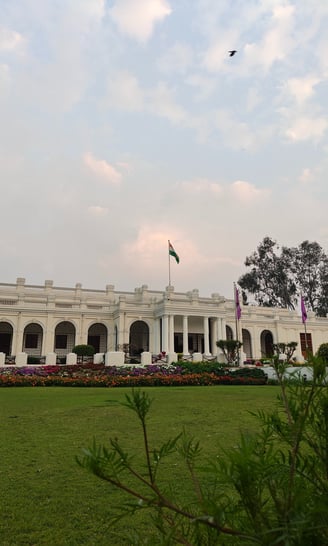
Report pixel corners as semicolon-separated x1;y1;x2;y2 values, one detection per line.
301;296;307;323
235;286;241;320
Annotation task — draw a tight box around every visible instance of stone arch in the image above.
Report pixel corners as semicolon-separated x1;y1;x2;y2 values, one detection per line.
242;328;252;359
129;320;149;356
260;330;274;358
54;321;76;357
226;325;233;340
87;323;108;353
23;323;44;356
0;321;13;355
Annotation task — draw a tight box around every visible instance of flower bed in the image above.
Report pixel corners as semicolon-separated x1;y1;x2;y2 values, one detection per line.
0;363;268;387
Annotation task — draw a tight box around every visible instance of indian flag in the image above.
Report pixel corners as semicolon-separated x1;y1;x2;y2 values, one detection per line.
168;241;180;264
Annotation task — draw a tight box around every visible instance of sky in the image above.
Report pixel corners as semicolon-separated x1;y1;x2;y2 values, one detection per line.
0;0;328;299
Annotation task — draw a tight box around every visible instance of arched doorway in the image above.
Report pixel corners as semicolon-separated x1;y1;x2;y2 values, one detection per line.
0;322;13;355
54;321;76;358
87;323;108;353
129;321;149;356
23;323;43;356
260;330;274;357
242;329;252;358
226;325;233;340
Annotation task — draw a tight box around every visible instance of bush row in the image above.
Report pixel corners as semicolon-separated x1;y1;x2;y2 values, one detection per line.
0;371;267;387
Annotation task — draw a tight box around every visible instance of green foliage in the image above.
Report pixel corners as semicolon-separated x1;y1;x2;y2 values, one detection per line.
177;361;226;375
238;237;328;316
216;339;243;365
317;343;328;363
238;236;297;309
27;355;41;364
291;240;328;317
230;367;266;379
272;341;298;362
72;344;95;360
79;356;328;545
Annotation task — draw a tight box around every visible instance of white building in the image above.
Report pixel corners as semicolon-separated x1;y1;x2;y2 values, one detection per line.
0;277;326;362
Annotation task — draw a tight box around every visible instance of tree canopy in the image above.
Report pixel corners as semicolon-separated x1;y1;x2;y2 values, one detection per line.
238;237;328;317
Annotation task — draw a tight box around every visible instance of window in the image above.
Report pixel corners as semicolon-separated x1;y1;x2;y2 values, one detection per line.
55;335;67;349
300;333;313;356
25;334;38;349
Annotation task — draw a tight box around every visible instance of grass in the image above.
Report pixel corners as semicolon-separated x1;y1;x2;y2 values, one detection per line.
0;386;279;545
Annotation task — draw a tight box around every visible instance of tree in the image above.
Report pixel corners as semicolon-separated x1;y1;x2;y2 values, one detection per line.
238;237;328;316
72;344;95;362
216;339;242;366
78;357;328;545
290;240;328;317
238;236;297;309
272;341;298;363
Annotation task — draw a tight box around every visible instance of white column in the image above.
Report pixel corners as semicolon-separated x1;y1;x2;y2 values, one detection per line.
152;318;160;354
14;313;24;355
117;314;125;349
221;318;226;339
210;318;217;354
203;317;210;355
183;316;189;355
162;315;169;353
169;315;174;353
252;326;262;360
79;314;86;345
42;313;54;355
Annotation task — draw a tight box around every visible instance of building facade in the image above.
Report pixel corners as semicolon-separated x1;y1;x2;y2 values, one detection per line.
0;278;327;362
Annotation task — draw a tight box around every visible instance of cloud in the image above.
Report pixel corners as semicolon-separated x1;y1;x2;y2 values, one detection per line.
214;110;258;150
106;71;144;111
284;76;321;105
0;64;10;95
230;180;271;203
202;32;239;73
299;168;314;184
81;0;105;20
184;73;217;101
285;115;328;142
84;153;122;184
246;87;262;112
0;27;24;51
148;82;188;124
157;42;193;74
244;4;295;72
109;0;172;42
87;206;109;216
181;179;222;195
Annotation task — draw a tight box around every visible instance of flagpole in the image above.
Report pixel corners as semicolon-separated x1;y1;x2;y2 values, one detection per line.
234;283;239;342
301;295;308;355
304;320;308;351
234;282;241;366
168;240;171;287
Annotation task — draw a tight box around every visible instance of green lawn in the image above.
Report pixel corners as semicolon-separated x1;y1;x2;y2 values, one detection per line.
0;386;279;545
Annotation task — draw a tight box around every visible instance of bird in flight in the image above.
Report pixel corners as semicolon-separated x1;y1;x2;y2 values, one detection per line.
229;50;237;57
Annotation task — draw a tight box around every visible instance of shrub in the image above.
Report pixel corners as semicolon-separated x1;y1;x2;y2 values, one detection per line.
317;343;328;363
27;355;40;364
272;341;298;362
230;367;266;379
72;344;95;362
176;361;225;375
216;339;243;365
